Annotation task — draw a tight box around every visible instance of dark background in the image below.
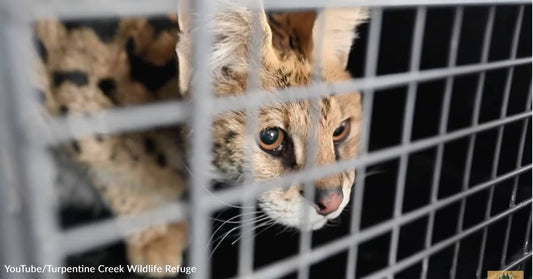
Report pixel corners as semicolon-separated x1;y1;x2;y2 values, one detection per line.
62;4;532;279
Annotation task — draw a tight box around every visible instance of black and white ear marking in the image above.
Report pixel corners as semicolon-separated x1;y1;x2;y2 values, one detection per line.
176;2;367;92
267;8;368;66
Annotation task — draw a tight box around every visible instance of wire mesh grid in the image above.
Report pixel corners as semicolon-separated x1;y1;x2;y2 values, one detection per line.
0;0;531;279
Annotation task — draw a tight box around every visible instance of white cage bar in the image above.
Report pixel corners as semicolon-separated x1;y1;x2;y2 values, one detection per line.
0;0;531;279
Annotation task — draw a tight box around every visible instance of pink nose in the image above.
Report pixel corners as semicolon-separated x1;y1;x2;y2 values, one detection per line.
314;188;343;216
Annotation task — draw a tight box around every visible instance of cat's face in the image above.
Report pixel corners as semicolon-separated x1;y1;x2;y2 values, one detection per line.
178;5;367;230
254;94;360;230
211;90;361;230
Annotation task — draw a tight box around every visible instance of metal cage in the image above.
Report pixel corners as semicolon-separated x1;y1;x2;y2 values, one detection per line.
0;1;531;279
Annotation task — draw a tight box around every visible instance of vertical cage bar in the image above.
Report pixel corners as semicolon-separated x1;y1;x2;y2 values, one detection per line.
420;6;463;279
523;88;533;259
188;0;215;277
238;4;265;277
523;212;532;255
298;8;325;279
345;8;383;279
500;115;529;267
1;12;63;279
0;14;43;279
296;103;318;279
387;7;426;278
473;6;497;279
501;83;532;267
494;4;525;268
0;2;529;279
449;6;495;279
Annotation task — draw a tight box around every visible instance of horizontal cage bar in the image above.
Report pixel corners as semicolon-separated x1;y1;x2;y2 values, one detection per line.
57;163;530;258
2;0;531;21
31;57;531;145
239;199;532;279
0;1;530;279
209;113;531;209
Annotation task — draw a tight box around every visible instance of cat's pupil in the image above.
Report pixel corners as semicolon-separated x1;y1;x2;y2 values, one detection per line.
261;128;279;145
333;123;345;137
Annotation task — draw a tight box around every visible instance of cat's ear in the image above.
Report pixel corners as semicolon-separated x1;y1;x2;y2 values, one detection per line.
177;4;368;93
267;12;317;60
314;8;369;68
267;8;368;67
177;2;273;94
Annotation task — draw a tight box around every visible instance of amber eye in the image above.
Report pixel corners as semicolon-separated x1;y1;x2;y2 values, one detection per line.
258;127;285;152
333;120;351;143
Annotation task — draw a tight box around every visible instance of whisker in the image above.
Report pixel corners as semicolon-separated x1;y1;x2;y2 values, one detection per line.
211;216;258;224
208;212;265;246
252;221;278;239
274;223;291;236
210;219;268;258
210;211;263;224
230;220;275;246
210;229;238;258
365;166;387;178
183;164;255;209
209;215;270;250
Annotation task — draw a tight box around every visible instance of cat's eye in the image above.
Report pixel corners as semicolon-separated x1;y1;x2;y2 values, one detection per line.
258;127;285;153
333;120;350;143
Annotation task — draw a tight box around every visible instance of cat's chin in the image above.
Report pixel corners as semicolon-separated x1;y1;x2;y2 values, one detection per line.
302;217;329;231
257;183;352;231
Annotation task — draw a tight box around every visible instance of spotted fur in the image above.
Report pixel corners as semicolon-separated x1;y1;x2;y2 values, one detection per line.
35;15;188;277
36;4;367;277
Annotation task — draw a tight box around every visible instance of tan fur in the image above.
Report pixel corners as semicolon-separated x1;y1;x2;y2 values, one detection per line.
268;12;317;60
127;223;187;277
180;5;367;230
36;16;188;277
37;4;367;277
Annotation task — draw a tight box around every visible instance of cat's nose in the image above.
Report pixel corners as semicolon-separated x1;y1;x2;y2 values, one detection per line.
300;187;343;216
314;187;343;215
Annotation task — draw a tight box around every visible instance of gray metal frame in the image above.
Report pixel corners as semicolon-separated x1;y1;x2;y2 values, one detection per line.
0;0;531;279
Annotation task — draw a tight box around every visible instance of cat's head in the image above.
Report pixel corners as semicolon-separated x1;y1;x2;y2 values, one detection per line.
177;3;368;230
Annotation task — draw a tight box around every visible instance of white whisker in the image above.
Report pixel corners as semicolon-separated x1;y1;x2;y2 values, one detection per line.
183;164;255;209
209;215;271;257
276;223;295;236
208;213;267;246
230;219;275;246
210;221;254;258
252;220;278;240
211;210;263;224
